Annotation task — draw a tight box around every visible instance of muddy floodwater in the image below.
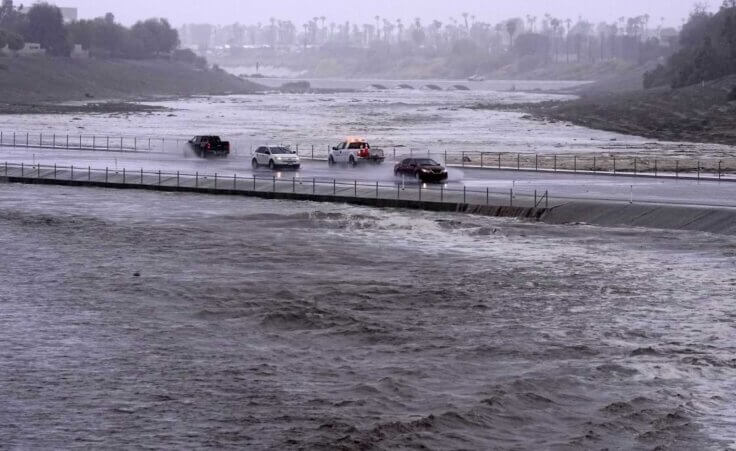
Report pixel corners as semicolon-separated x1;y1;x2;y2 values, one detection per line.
1;183;735;449
1;78;734;159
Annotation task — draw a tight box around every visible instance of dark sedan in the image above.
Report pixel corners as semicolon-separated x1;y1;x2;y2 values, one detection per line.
394;158;449;183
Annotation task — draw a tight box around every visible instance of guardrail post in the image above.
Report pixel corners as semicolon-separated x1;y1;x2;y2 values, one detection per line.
545;190;549;209
718;161;722;180
88;166;90;181
148;138;151;150
333;179;336;195
574;155;577;173
444;150;447;165
486;187;489;205
376;181;379;199
233;174;236;190
196;172;199;188
534;190;537;206
37;163;40;178
535;154;538;171
140;168;143;184
176;171;180;187
498;153;501;169
293;176;296;193
21;162;23;177
66;135;69;149
105;167;108;183
253;175;256;190
70;165;73;180
122;168;125;183
510;188;513;207
159;170;162;186
440;184;444;202
54;164;56;179
463;186;466;204
311;145;314;160
354;180;357;197
554;155;557;172
312;178;316;194
134;137;137;151
697;161;700;181
215;173;218;189
480;152;484;168
634;158;637;175
462;151;465;167
273;176;276;193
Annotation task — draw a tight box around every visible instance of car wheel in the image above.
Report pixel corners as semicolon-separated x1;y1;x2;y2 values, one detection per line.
349;156;357;167
252;159;259;168
328;156;335;166
269;160;276;170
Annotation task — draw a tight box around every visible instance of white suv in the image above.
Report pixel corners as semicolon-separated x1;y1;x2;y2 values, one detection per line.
252;146;301;170
328;138;385;166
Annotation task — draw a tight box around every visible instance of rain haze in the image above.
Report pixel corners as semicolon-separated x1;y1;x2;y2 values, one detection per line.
60;0;699;26
2;0;736;449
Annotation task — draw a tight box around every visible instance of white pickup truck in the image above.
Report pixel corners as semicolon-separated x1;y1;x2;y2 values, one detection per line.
328;138;385;166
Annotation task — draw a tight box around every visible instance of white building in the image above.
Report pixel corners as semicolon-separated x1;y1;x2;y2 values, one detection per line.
17;43;46;57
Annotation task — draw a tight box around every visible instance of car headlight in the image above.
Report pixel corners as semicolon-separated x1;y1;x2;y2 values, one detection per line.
276;156;283;160
421;168;431;173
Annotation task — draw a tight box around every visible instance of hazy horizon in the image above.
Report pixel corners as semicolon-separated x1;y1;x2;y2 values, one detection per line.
55;0;704;27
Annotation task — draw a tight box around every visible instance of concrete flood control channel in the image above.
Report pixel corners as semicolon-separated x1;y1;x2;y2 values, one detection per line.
0;163;547;220
3;162;736;235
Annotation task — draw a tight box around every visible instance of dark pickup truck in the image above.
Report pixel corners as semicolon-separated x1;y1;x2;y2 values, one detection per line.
187;136;230;158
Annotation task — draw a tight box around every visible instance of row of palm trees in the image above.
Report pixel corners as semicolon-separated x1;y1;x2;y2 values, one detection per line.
180;12;677;63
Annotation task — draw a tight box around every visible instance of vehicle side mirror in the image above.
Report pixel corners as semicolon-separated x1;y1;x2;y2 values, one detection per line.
332;146;338;151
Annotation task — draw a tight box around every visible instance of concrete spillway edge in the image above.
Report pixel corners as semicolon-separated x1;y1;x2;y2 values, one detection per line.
3;176;735;235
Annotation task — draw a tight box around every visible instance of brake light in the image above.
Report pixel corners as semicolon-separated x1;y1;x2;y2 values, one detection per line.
206;143;211;150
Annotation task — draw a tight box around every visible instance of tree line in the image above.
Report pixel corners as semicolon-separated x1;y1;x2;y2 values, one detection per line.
644;1;736;89
0;0;185;60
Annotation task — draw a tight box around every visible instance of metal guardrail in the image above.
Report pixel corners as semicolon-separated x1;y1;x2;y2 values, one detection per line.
2;130;733;181
0;162;548;210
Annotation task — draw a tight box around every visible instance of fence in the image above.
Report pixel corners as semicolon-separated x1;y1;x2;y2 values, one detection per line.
0;161;549;210
2;130;733;181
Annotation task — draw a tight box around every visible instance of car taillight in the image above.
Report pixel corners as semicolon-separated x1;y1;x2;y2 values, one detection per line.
206;143;211;150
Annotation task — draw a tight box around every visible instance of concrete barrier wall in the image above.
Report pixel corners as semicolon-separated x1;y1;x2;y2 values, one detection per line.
541;201;736;235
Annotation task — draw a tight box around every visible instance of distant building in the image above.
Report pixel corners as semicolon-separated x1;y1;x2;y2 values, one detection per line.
70;44;89;59
59;7;78;23
17;43;46;57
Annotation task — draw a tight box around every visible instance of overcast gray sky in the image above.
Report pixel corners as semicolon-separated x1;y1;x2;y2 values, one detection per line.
55;0;706;27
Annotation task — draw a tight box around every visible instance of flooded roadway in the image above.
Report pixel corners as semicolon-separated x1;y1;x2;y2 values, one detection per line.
3;145;736;208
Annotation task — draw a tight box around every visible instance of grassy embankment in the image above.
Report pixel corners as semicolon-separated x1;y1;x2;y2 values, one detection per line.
0;57;264;113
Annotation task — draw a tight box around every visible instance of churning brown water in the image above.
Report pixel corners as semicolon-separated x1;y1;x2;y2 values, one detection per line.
1;183;735;449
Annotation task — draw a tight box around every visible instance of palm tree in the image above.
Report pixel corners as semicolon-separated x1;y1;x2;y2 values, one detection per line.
506;19;518;49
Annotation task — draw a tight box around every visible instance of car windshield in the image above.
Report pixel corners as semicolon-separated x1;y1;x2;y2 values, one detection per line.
269;147;292;154
415;159;439;166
